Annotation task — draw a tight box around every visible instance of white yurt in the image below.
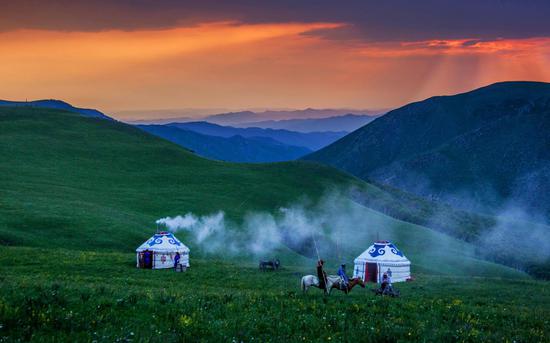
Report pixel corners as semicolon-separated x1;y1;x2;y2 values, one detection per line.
136;231;190;269
353;241;410;283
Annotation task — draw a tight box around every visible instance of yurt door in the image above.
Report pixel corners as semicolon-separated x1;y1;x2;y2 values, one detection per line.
365;263;378;283
142;251;153;269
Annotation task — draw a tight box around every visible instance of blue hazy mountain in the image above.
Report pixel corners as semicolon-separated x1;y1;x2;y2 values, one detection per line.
137;124;311;163
235;114;380;133
203;108;382;126
167;121;347;150
0;99;112;120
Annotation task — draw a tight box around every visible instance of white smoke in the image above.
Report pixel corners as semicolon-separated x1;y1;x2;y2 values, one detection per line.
156;211;239;254
154;189;550;278
154;191;385;260
156;214;197;230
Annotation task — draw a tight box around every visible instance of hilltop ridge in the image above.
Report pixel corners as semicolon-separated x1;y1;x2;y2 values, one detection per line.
305;81;550;216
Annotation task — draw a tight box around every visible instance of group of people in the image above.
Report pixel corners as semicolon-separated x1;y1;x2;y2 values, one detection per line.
316;259;352;290
316;259;393;292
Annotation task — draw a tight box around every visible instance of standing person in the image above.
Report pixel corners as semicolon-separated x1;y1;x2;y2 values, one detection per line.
337;264;349;291
316;260;328;293
381;272;389;294
174;252;181;271
386;269;393;292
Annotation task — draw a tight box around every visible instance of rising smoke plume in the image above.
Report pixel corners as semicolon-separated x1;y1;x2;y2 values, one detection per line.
155;189;550;278
155;191;387;261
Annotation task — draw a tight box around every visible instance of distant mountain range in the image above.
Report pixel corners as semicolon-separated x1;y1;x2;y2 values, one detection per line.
234;114;380;133
0;99;112;120
166;121;347;151
203;108;383;126
305;81;550;216
0;99;348;163
137;125;311;163
126;108;383;126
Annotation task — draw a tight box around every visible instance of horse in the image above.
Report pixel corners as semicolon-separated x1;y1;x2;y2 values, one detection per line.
259;258;280;271
330;277;365;294
301;275;365;295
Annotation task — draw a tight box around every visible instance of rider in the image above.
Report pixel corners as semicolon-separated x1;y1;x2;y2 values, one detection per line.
316;259;328;293
337;263;349;289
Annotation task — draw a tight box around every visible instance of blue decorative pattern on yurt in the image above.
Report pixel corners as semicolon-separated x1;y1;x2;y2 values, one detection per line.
368;243;387;257
388;243;403;256
368;242;403;258
147;232;181;247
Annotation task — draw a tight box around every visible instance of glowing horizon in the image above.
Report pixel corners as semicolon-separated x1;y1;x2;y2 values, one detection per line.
1;2;549;119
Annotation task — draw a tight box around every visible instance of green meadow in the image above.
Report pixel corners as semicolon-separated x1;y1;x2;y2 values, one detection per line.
0;247;548;342
0;107;549;341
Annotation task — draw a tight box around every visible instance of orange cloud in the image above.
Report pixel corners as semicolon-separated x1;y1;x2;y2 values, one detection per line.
355;37;550;57
0;22;548;116
0;22;342;75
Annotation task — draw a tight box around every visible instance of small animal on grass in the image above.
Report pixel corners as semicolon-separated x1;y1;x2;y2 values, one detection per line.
371;286;400;297
301;275;365;295
259;259;281;271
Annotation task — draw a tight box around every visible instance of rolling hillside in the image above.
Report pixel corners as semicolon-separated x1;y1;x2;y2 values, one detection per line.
305;82;550;216
0;99;112;120
3;105;549;341
0;106;527;278
137;124;311;162
167;121;346;150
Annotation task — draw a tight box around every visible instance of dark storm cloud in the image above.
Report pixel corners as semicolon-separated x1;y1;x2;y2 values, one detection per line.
2;0;549;41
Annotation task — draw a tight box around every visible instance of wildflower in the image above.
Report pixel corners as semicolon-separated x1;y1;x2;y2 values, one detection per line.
179;315;192;327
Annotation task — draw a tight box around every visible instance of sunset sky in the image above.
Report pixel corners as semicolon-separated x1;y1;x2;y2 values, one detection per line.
1;0;549;119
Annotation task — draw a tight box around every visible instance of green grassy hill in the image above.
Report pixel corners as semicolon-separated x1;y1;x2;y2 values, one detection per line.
1;106;548;341
0;106;524;277
0;107;348;251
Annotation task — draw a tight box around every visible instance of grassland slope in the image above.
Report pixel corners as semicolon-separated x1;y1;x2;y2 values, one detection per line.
0;107;528;278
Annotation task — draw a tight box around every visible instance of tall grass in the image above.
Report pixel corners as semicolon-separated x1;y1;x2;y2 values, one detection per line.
0;247;548;342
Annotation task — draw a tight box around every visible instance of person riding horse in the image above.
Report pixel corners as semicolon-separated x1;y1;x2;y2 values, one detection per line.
337;264;350;290
316;259;328;293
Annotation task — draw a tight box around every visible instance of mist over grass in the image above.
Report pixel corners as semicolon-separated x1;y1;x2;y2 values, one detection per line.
154;190;530;279
418;182;550;279
474;203;550;279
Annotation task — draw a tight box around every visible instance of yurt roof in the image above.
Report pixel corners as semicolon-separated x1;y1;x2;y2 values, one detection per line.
136;232;190;253
355;241;410;264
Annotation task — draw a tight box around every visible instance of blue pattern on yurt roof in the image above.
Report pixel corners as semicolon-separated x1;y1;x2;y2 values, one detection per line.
388;243;403;257
147;232;182;247
368;243;386;257
368;242;403;258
